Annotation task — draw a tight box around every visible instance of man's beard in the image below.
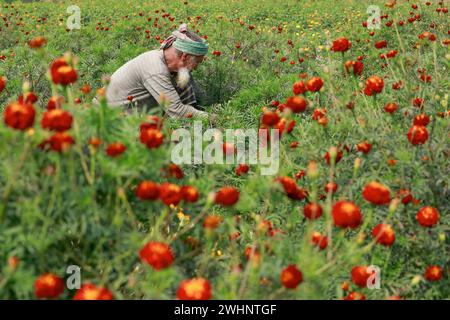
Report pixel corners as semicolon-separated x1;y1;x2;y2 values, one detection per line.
176;67;191;89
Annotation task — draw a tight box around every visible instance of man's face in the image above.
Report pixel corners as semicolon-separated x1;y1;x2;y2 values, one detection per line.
180;53;205;71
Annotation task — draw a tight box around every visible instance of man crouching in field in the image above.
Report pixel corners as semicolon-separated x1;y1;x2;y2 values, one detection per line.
105;24;208;118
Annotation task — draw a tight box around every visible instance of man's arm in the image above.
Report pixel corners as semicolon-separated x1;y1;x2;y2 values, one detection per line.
143;73;207;118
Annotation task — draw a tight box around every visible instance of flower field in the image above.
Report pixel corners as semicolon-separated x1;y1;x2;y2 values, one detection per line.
0;0;449;300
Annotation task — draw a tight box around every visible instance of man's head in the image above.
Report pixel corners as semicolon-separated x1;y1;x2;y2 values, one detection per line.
161;25;208;87
161;24;208;72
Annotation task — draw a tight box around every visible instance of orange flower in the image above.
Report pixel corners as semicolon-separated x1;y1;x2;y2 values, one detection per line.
159;182;182;206
331;37;351;52
306;77;324;92
34;273;64;299
3;101;36;131
424;265;443;281
73;283;114;300
177;277;212;300
41;109;73;132
285;96;308;113
139;241;174;270
332;200;362;229
416;206;440;227
280;264;303;289
203;215;222;229
372;223;395;246
214;186;240;206
28;36;47;49
135;181;160;200
106;142;127;157
407;125;429;145
362;181;391;205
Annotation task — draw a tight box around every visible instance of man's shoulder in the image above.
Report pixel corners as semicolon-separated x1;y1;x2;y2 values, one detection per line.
136;50;167;74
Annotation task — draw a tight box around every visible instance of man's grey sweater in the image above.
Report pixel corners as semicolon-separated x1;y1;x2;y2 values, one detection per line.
106;49;207;118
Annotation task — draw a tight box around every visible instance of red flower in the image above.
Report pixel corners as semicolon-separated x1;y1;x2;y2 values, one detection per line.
364;76;384;96
343;292;366;300
276;176;307;200
139;241;174;270
0;76;6;93
261;110;280;126
73;283;114;300
331;37;351;52
140;115;163;130
413;114;430;126
424;266;443;282
159;182;182;206
332;200;362;229
356;141;372;154
407;125;428;145
280;264;303;289
293;81;307;95
384;102;398;114
162;163;184;179
181;185;199;202
3;101;36;131
177;277;212;300
54;66;78;86
47;96;64;110
362;181;391;205
34;273;64;299
135;181;159;200
351;266;374;288
303;203;323;220
40;132;75;152
413;97;424;108
286;96;308;113
18;92;38;104
324;182;338;194
344;61;364;76
106;142;127;157
311;232;328;250
212;50;221;56
235;163;250;176
140;128;164;148
214;186;240;206
306;77;324;92
374;40;387;49
324;149;343;165
41;109;73;132
416;206;440;227
372;223;395;246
